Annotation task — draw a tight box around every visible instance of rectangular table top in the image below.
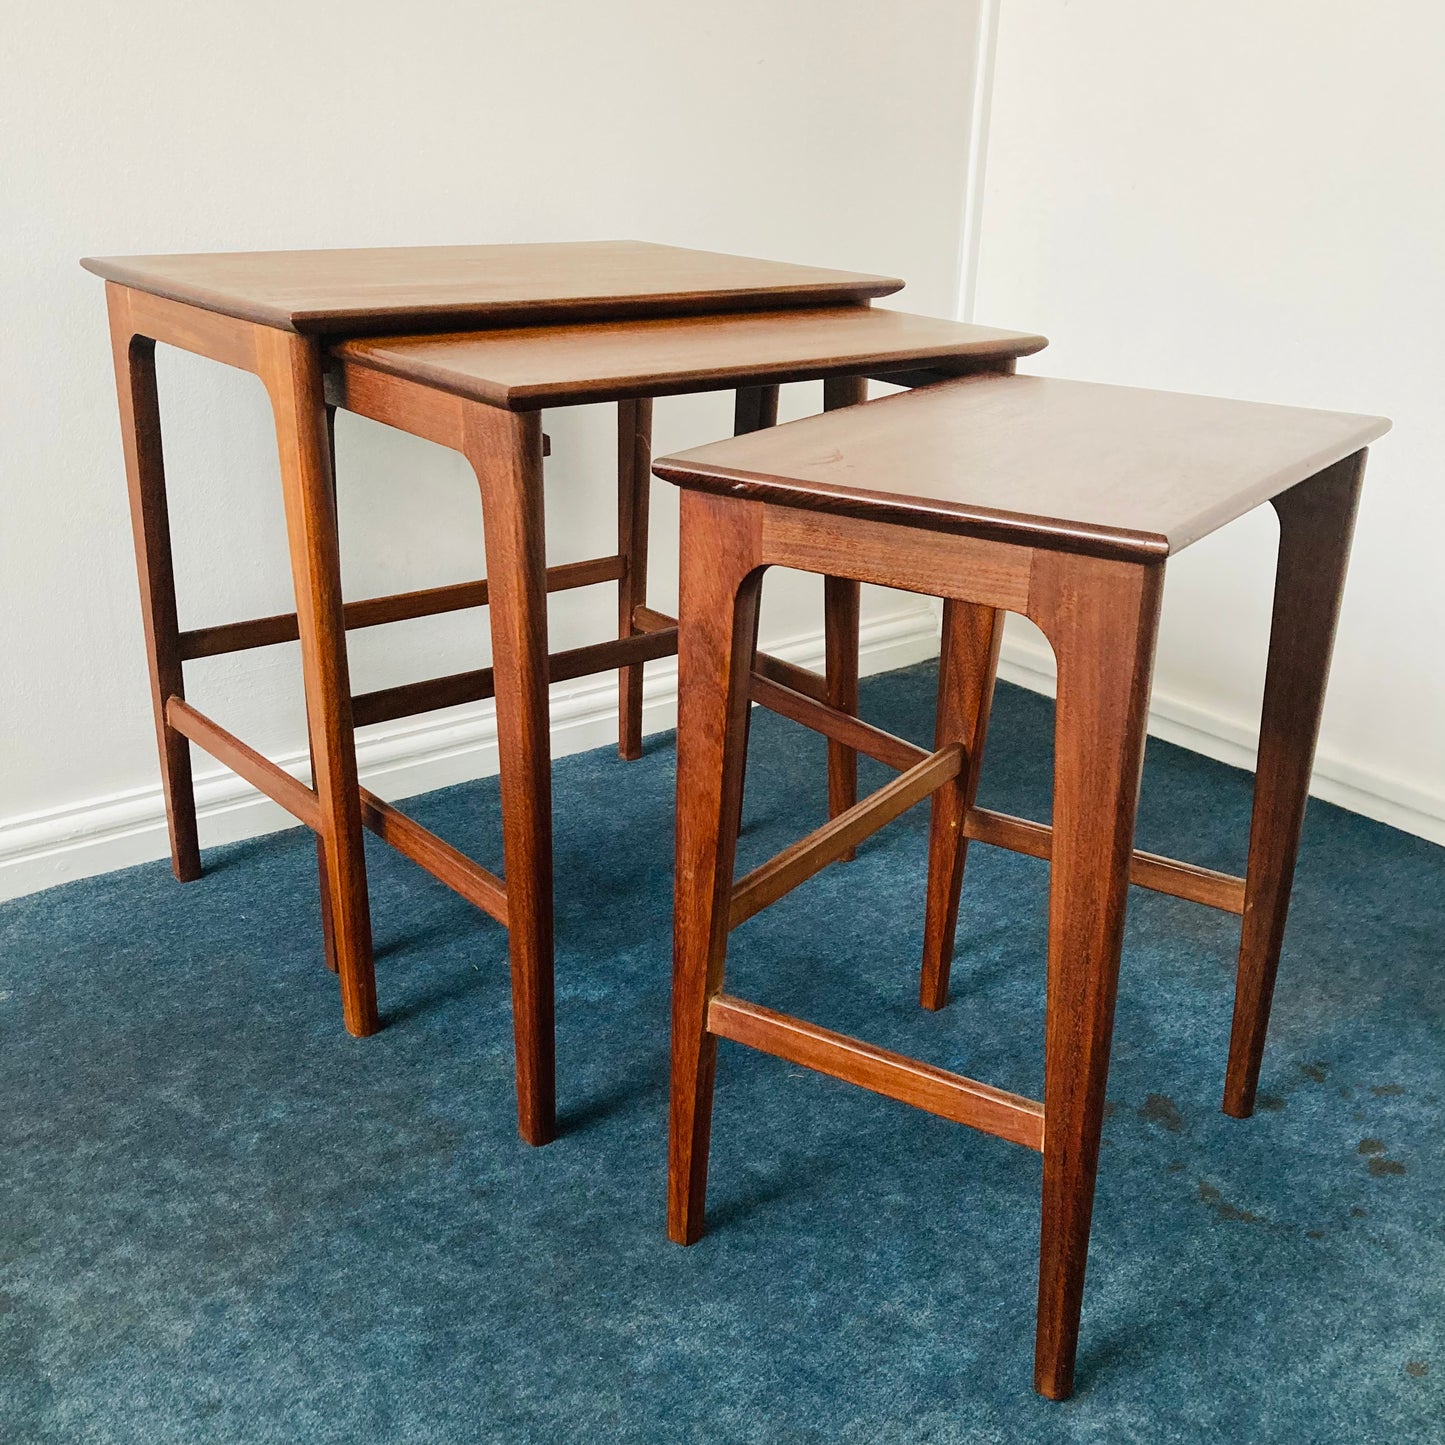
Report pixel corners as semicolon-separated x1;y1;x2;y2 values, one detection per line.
653;373;1390;561
80;240;903;336
331;308;1047;409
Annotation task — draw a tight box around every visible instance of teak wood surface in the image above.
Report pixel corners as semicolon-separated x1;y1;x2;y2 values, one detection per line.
93;246;1043;1150
655;380;1384;1399
82;240;902;334
332;308;1047;408
655;373;1387;559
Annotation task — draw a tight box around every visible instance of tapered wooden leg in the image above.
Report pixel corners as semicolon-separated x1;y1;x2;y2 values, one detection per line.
617;397;653;761
1031;553;1163;1400
257;328;377;1038
727;384;779;821
466;405;557;1147
314;402;341;973
1222;452;1366;1119
106;287;201;884
733;384;779;436
823;576;861;845
668;490;765;1246
822;377;867;854
920;601;1003;1009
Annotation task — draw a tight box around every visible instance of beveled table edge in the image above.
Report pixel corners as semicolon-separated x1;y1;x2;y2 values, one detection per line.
79;247;906;335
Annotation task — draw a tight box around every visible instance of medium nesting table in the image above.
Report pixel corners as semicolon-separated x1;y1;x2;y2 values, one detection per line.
653;373;1388;1396
84;241;1044;1147
316;306;1043;1144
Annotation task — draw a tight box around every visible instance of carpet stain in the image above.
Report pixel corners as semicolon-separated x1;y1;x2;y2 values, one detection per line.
1369;1158;1408;1178
1138;1093;1184;1133
1405;1361;1429;1378
1197;1179;1267;1225
1358;1138;1386;1156
1299;1061;1330;1083
1373;1084;1406;1097
1257;1092;1288;1112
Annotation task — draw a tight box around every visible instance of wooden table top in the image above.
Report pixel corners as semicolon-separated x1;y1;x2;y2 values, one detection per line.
332;308;1047;409
653;373;1390;561
80;240;903;335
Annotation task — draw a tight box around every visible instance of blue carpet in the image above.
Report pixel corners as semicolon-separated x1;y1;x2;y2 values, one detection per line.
1;665;1442;1443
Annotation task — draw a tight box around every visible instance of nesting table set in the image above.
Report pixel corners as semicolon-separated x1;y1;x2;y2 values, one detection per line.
85;241;1388;1399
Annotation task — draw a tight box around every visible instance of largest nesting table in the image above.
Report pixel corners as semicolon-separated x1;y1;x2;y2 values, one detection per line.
82;241;1044;1145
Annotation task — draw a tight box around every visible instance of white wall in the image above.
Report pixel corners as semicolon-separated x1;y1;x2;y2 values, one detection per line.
0;0;989;897
971;0;1445;843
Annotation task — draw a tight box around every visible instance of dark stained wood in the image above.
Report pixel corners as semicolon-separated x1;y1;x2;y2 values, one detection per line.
113;283;259;372
314;402;342;975
257;326;378;1038
633;603;831;704
462;405;556;1147
105;284;202;884
822;375;867;857
920;601;1003;1009
707;994;1044;1150
334;308;1047;409
733;384;780;435
168;692;510;932
350;628;679;729
748;674;927;773
1026;551;1163;1401
656;374;1389;562
170;701;512;928
667;490;766;1247
166;698;321;830
748;648;828;703
1223;453;1366;1118
82;240;904;334
657;375;1379;1400
728;746;962;930
616;398;653;760
359;790;508;926
964;807;1248;913
760;505;1034;613
314;829;340;975
179;554;624;659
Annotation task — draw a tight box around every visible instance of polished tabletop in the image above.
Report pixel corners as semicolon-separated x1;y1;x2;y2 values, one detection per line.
80;240;903;335
653;373;1390;560
332;308;1048;409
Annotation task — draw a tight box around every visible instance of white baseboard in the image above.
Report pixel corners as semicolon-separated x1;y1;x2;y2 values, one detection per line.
0;606;942;903
6;609;1439;905
996;634;1445;848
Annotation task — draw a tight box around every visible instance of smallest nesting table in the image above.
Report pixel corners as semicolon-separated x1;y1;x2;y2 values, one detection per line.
653;373;1388;1397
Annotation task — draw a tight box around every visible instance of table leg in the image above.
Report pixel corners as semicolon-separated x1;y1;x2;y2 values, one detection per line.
617;397;653;761
920;601;1002;1009
106;291;201;883
821;377;868;855
465;405;557;1146
1030;552;1162;1400
1223;451;1366;1118
312;401;341;974
733;384;779;436
257;329;377;1037
668;490;765;1246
